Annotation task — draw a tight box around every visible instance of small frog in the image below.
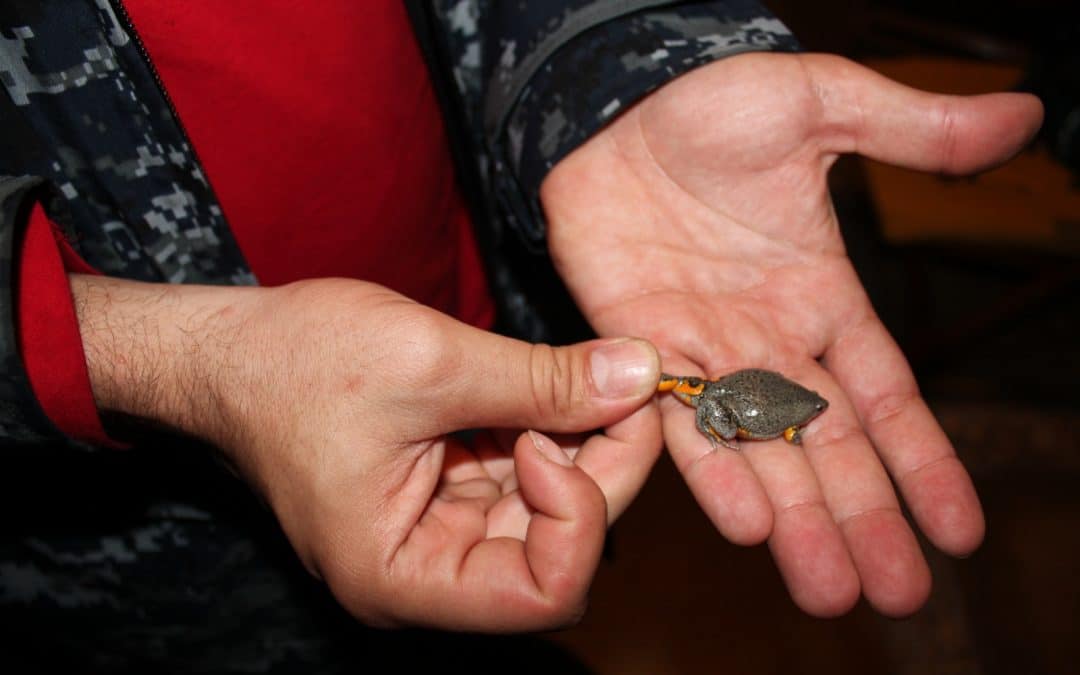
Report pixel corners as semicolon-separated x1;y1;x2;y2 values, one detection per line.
658;369;828;449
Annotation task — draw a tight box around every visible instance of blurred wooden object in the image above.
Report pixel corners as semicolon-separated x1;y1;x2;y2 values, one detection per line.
857;57;1080;369
861;58;1080;254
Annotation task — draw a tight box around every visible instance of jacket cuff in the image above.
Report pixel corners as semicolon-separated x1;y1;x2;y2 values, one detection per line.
492;0;800;247
17;203;120;447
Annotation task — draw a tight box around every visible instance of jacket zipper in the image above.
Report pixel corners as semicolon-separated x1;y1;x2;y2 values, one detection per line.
108;0;195;150
106;0;250;280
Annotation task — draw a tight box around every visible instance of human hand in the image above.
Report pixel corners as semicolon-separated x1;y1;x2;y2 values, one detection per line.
72;275;662;631
541;52;1043;617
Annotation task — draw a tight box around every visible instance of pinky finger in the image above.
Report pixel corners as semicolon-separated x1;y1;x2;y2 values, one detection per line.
825;316;984;557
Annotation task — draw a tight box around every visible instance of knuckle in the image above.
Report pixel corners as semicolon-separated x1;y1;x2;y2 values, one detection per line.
863;388;919;429
580;481;610;528
344;603;401;630
807;420;863;449
549;598;589;630
936;96;959;172
527;343;580;421
531;591;590;631
380;308;464;391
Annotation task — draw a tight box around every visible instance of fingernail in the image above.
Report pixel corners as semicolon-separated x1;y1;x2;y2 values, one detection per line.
589;338;658;400
528;430;574;467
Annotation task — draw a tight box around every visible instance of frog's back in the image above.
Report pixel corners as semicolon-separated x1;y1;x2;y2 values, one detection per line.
713;369;826;439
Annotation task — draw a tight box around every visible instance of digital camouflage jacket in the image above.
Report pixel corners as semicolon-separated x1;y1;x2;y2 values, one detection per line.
0;0;796;668
0;0;797;447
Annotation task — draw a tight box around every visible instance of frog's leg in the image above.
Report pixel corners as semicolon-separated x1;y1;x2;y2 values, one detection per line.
696;399;739;450
783;426;802;444
658;375;706;407
657;374;681;392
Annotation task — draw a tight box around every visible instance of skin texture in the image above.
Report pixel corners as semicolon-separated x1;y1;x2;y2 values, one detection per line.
542;52;1044;618
71;275;663;631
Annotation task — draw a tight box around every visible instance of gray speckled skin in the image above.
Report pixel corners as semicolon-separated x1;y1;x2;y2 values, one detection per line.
665;369;828;448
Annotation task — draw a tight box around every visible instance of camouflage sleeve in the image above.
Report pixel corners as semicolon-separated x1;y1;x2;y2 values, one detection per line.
426;0;800;249
0;3;256;447
0;175;68;445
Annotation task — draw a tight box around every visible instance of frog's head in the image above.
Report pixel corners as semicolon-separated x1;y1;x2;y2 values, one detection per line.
787;389;829;425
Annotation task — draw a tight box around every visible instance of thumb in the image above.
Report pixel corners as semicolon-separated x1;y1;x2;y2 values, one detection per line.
806;54;1043;173
440;329;661;433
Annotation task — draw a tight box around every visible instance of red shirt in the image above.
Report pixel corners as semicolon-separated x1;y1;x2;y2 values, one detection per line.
18;2;494;444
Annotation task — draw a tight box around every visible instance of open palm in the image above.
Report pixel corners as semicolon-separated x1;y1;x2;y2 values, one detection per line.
541;52;1043;616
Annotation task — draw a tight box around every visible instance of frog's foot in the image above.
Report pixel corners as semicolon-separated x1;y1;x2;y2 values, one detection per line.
783;426;802;444
717;435;741;451
700;422;740;451
696;400;739;450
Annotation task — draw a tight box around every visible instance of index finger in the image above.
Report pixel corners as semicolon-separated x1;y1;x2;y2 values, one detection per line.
388;431;605;632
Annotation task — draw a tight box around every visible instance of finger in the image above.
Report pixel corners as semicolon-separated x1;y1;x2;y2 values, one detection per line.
436;439;502;514
484;417;657;539
406;430;606;632
661;395;775;546
657;356;773;546
472;430;518;487
805;54;1043;173
736;434;861;617
573;399;664;523
436;478;503;516
797;365;931;617
441;436;493;484
514;430;607;608
824;315;984;557
436;326;661;434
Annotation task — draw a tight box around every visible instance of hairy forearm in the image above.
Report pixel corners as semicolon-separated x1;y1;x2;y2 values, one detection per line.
69;273;260;445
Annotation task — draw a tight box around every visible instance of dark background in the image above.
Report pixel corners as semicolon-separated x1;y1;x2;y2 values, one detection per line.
547;2;1080;673
7;3;1075;673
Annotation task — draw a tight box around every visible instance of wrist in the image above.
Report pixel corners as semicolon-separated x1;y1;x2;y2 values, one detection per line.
69;274;261;447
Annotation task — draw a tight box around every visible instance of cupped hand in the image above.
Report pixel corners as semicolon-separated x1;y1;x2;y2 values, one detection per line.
541;52;1043;617
73;275;662;631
